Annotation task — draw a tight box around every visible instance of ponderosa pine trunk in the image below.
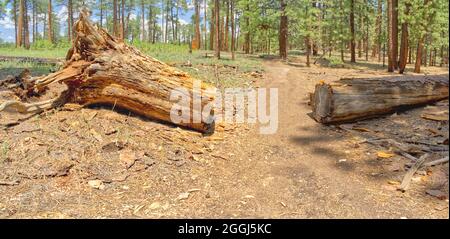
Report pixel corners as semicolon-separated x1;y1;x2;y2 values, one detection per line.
398;4;410;74
113;0;119;37
372;0;382;59
17;0;24;48
414;0;433;73
24;2;30;49
350;0;356;63
231;0;236;60
48;0;53;44
392;0;399;69
387;0;395;72
214;0;221;59
192;0;201;50
244;4;250;54
279;0;288;60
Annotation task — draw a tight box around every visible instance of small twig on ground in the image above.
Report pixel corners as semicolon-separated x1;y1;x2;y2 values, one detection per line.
398;154;429;192
400;152;418;161
423;156;449;167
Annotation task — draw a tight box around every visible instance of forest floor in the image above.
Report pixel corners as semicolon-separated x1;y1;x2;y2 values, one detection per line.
0;51;449;218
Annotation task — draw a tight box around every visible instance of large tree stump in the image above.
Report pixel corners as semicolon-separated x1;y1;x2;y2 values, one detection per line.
1;8;216;134
310;75;449;124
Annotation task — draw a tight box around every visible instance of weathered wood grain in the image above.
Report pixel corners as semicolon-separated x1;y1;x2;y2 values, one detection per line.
310;75;449;124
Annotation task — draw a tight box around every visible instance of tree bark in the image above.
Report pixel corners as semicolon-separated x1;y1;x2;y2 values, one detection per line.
24;1;30;49
192;0;201;50
244;4;250;54
279;0;288;60
47;0;53;43
113;0;119;37
209;3;215;51
141;0;146;41
398;4;410;74
350;0;356;63
2;9;216;134
14;0;18;47
203;0;207;49
121;0;126;40
372;0;382;59
223;0;229;51
392;0;399;68
68;0;73;42
387;0;398;72
414;0;433;73
310;75;449;124
214;0;220;59
17;0;24;47
231;0;235;60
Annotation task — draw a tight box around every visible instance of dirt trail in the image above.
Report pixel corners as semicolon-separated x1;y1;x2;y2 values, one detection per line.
198;60;448;218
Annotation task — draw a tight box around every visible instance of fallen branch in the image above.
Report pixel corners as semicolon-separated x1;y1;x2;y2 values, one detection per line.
0;179;20;186
398;154;429;192
423;156;449;167
405;156;449;168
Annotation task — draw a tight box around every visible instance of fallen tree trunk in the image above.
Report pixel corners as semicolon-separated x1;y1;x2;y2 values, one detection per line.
1;8;216;134
310;75;449;124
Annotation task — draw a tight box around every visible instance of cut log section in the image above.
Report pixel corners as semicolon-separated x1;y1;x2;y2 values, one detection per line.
0;8;216;134
310;75;449;124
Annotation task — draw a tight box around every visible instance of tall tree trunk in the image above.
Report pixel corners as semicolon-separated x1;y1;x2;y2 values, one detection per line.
231;0;235;60
414;0;433;73
224;0;229;51
392;0;399;69
306;37;311;67
148;5;152;43
349;0;356;63
24;0;30;49
113;0;119;37
121;0;125;40
125;1;133;40
408;44;412;64
17;0;24;47
220;14;224;50
14;0;18;47
279;0;288;60
100;0;103;28
192;0;201;50
170;2;176;42
244;4;250;54
210;3;215;51
152;11;157;43
203;0;207;49
68;0;73;42
141;0;145;41
32;0;35;43
214;0;220;59
387;0;395;72
365;13;369;61
165;1;169;43
358;7;363;59
176;0;180;43
372;0;382;59
398;4;410;74
48;0;54;43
